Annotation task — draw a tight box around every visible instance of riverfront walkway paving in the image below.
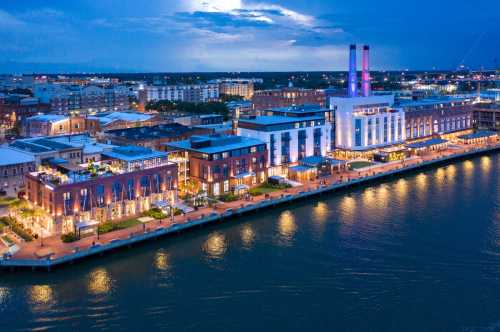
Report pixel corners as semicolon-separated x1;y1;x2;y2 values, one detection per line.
6;141;500;265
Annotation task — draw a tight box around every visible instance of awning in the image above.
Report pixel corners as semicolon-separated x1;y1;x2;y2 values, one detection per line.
234;184;249;191
138;216;155;224
152;200;169;208
75;220;99;230
232;172;255;179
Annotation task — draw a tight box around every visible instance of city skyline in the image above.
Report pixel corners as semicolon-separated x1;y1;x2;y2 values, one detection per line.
0;0;499;73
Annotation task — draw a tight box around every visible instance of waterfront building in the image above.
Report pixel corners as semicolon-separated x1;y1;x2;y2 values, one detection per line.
104;123;212;151
252;87;326;111
139;84;219;104
237;114;333;176
397;97;474;141
330;45;406;158
166;135;267;196
473;102;500;131
406;138;449;156
457;130;498;145
25;146;178;234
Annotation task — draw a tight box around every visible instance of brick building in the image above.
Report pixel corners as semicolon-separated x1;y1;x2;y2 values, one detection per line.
252;88;326;112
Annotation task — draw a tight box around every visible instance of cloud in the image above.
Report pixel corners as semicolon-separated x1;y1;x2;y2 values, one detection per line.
0;9;26;29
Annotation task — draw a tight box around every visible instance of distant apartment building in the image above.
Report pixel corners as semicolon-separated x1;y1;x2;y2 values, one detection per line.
34;84;129;113
252;88;326;112
140;84;219;104
238;113;333;176
103;123;213;150
26;146;178;234
211;79;255;100
166;135;268;196
174;114;224;127
0;94;50;129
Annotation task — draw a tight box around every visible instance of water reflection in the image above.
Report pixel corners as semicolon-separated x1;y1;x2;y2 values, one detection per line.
155;250;170;271
339;196;355;224
88;268;113;295
29;285;53;304
394;179;408;201
240;225;255;249
0;287;9;305
277;210;297;246
313;202;328;222
203;232;227;259
481;156;491;172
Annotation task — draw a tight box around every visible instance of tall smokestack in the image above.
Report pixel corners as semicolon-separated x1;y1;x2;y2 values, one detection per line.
348;44;357;97
362;45;371;97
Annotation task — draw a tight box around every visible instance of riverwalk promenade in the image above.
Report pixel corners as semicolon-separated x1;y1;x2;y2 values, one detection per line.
1;141;499;271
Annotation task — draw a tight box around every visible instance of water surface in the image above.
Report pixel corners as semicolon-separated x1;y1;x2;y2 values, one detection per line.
1;153;499;331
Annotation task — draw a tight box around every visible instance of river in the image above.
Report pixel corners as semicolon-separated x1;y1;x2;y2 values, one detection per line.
1;153;499;331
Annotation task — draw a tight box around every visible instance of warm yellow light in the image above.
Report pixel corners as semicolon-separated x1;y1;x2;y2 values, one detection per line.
88;268;112;295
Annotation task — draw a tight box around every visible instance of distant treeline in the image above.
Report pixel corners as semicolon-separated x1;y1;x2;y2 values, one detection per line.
146;100;229;119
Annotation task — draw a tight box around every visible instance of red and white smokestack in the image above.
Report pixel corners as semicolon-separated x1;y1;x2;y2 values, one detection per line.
348;44;357;97
362;45;371;97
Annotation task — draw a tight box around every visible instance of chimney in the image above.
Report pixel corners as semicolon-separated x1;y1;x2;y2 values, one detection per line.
348;44;358;97
362;45;371;97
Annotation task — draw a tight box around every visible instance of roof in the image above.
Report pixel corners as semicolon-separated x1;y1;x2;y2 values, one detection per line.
102;146;167;162
166;135;265;154
106;123;193;140
398;96;469;108
89;111;152;126
50;134;116;154
299;156;346;166
0;147;35;166
27;114;67;123
288;165;315;172
458;130;497;140
10;138;77;153
406;138;448;149
239;115;323;125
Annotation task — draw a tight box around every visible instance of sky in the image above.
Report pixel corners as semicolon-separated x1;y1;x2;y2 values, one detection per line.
0;0;498;73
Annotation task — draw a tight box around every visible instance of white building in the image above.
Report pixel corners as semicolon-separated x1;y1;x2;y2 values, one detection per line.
331;94;405;151
142;84;219;103
237;115;333;175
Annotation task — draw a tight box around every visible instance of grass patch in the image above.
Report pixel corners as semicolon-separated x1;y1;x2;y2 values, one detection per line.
2;235;15;246
249;182;291;196
0;217;33;241
98;219;141;234
348;161;374;170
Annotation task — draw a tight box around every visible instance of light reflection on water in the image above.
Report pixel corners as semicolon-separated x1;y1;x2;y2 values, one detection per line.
28;285;54;305
155;250;170;271
277;210;297;246
240;225;255;249
203;232;227;259
87;268;113;295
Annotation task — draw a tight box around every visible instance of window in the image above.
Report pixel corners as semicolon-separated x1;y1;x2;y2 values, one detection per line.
223;180;229;193
354;119;362;147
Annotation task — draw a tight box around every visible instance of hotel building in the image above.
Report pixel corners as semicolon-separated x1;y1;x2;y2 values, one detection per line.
238;113;333;176
25;146;178;235
140;84;219;104
166;135;267;196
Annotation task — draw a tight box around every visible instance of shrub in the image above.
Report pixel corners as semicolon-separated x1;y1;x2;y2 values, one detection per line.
98;222;115;234
144;208;167;219
61;232;78;243
218;193;239;202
